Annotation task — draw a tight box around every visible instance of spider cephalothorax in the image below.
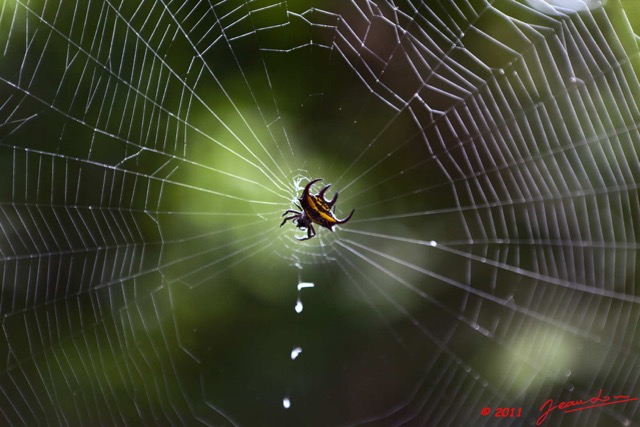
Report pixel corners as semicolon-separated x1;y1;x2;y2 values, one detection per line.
280;178;355;240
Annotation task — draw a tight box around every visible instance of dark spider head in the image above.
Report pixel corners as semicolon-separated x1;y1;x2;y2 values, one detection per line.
294;215;311;230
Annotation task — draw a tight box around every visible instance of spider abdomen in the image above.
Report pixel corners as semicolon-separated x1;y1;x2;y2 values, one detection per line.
281;178;355;241
302;195;340;229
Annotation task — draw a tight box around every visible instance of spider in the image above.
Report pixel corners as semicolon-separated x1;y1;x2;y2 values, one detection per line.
280;178;355;241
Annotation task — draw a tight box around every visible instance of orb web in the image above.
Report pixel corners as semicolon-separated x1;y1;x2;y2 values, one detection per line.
0;1;638;426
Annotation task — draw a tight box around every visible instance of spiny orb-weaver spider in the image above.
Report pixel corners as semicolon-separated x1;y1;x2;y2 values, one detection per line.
280;178;355;241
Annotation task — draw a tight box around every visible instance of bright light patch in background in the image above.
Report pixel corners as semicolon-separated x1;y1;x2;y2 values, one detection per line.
0;1;639;426
524;0;606;14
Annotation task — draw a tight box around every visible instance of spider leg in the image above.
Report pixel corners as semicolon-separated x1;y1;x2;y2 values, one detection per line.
297;223;316;241
280;213;300;227
282;209;301;217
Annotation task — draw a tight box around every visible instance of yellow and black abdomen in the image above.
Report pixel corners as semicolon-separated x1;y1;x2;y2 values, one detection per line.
302;194;341;230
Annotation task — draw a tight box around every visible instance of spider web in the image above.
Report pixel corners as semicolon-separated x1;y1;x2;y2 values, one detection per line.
0;0;639;426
